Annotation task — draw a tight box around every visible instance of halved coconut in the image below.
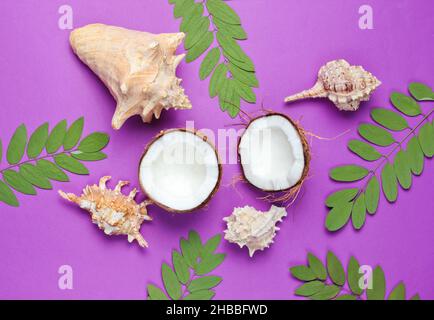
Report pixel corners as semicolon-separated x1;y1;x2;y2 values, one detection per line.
139;129;222;213
238;113;310;193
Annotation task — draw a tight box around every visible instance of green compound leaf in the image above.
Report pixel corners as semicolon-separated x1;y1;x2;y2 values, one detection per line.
199;48;221;80
381;163;398;203
209;64;228;98
366;266;386;300
184;17;210;50
347;256;363;295
64;117;84;150
358;123;395;147
186;31;214;63
310;285;341;300
78;132;110;153
371;108;409;131
388;282;406;300
418;122;434;158
36;159;69;182
3;169;36;195
295;281;325;297
172;250;190;285
390;92;422;116
207;0;241;25
365;176;380;214
7;124;27;165
325;188;358;208
325;202;353;232
27;123;49;159
19;164;52;190
54;154;89;175
290;265;316;281
394;150;412;190
201;234;222;257
183;290;215;300
326;251;346;286
162;263;182;300
71;151;107;162
195;253;226;276
147;284;169;300
409;82;434;101
46;120;67;154
330;165;369;182
351;193;366;230
180;237;198;267
0;180;19;207
188;276;222;293
406;136;424;175
348;139;382;161
307;253;327;281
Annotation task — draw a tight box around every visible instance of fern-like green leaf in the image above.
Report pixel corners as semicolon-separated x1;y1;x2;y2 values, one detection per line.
348;139;382;161
358;124;395;147
390;92;422;116
46;120;67;154
409;82;434;101
325;188;358;208
330;165;369;182
27;123;49;159
371;108;409;131
7;124;27;165
364;176;380;214
351;193;366;230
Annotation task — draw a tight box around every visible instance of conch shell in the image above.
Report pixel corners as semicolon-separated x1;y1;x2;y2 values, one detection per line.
59;176;152;248
284;59;381;111
70;24;192;129
223;205;287;257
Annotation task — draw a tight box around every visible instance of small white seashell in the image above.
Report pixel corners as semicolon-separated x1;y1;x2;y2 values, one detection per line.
223;205;287;257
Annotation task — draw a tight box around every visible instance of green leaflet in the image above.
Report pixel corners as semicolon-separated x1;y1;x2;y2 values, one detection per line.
3;169;36;195
217;32;244;61
291;252;419;301
290;265;316;281
347;256;363;295
180;3;204;32
78;132;110;153
7;124;27;165
409;82;434;101
199;48;221;80
348;139;382;161
351;193;366;230
27;123;49;159
174;0;194;18
329;165;369;182
325;202;353;231
370;108;409;131
218;79;240;118
71;151;107;161
394;150;412;190
213;17;247;40
326;251;345;286
390;92;422;116
64;117;84;151
147;284;169;300
233;79;256;103
188;276;222;292
0;180;19;207
209;64;228;98
307;253;327;281
366;266;386;300
418;122;434;157
54;154;89;175
226;51;255;72
19;163;52;190
184;17;210;50
46;120;67;154
147;231;225;300
364;176;380;214
381;163;398;203
186;31;214;63
228;62;259;88
358;123;395;147
36;159;69;182
325;188;359;208
206;0;241;25
406;136;424;175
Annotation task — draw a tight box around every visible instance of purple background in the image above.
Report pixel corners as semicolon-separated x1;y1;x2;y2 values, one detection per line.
0;0;433;300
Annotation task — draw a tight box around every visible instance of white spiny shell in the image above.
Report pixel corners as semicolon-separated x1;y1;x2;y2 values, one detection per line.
70;24;192;130
223;205;287;257
59;176;152;248
285;59;381;111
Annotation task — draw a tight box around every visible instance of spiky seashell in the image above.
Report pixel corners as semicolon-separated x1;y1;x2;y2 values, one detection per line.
284;59;381;111
223;205;287;257
70;23;192;130
59;176;152;248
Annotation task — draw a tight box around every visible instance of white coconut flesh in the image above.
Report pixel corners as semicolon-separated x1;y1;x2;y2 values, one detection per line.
239;115;305;191
139;130;220;212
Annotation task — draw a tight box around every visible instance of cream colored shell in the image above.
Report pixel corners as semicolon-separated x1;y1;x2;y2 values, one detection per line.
223;205;287;257
59;176;152;248
70;24;192;129
285;59;381;111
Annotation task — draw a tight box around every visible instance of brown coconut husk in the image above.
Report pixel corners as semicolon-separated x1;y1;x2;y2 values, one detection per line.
237;112;311;206
138;128;223;214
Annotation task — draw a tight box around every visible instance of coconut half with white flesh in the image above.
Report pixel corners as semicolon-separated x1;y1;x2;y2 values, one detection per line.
139;129;222;213
238;113;310;194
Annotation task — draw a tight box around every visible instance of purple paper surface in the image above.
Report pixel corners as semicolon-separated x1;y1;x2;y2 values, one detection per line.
0;0;433;300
